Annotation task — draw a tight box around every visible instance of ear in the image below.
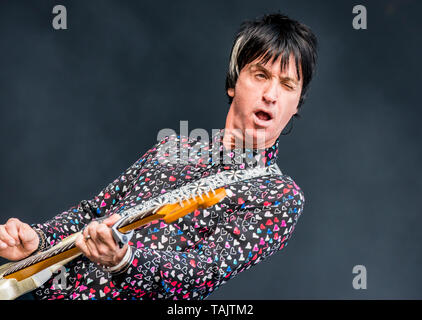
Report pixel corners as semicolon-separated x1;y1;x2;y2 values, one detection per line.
227;87;235;98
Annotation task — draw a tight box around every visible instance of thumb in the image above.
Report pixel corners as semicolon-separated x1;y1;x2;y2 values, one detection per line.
103;214;121;227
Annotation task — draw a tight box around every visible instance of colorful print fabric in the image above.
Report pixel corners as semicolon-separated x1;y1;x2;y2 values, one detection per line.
32;129;305;300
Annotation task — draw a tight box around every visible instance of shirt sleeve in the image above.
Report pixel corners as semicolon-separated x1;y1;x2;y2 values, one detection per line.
111;179;305;300
31;139;164;248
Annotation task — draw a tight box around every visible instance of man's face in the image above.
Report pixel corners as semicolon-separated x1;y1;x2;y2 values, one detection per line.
226;53;303;148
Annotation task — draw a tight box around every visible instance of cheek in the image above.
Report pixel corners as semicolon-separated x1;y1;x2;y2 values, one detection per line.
234;83;259;114
282;93;300;116
273;94;300;129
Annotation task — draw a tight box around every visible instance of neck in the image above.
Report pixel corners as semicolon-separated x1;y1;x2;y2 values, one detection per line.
223;108;276;150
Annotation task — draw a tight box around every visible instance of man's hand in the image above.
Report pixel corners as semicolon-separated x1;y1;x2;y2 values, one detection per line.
75;214;128;268
0;218;39;261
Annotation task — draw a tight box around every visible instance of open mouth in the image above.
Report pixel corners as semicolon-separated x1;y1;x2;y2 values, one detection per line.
255;111;272;121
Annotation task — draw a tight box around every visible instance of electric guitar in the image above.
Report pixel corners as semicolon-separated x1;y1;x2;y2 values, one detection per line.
0;188;226;300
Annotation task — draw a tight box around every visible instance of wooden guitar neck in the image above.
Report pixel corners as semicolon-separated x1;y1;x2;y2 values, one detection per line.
1;188;226;282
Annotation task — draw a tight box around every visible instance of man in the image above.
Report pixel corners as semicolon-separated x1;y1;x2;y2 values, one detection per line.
0;13;318;300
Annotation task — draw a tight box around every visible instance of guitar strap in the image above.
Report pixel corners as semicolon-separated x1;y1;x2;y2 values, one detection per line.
118;163;283;221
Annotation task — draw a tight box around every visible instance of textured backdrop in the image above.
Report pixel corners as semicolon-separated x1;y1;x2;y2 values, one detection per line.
0;0;421;299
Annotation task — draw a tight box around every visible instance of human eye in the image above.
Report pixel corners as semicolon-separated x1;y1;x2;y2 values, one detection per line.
282;82;295;90
255;72;267;80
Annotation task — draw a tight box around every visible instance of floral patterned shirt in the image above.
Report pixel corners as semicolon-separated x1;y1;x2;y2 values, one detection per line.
32;129;305;300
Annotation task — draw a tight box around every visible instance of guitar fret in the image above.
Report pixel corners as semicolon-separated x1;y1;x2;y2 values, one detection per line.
1;164;281;281
2;239;77;277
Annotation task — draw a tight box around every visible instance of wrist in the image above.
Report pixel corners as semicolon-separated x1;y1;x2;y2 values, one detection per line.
31;226;48;255
103;245;133;275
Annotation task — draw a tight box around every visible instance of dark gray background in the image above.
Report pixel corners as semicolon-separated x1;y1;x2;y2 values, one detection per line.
0;0;421;299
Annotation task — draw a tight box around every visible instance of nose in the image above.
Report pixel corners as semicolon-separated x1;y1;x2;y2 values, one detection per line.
262;78;279;104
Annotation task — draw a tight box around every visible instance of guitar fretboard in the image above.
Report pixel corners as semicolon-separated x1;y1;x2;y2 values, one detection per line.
1;163;281;279
2;207;157;277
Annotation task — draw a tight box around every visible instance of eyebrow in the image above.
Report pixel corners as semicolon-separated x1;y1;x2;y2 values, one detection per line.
249;63;299;85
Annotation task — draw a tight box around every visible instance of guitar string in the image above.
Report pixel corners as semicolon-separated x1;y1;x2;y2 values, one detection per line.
2;186;213;276
2;208;155;277
2;164;280;277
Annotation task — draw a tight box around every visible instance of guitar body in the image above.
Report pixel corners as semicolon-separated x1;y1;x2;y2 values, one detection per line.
0;253;81;300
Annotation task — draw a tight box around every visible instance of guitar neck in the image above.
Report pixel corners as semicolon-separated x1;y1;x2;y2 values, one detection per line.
1;187;226;282
1;207;160;282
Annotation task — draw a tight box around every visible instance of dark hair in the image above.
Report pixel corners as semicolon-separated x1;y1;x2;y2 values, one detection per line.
225;13;318;118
